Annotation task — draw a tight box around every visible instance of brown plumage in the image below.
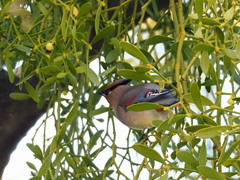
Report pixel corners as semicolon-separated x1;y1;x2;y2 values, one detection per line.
99;79;179;129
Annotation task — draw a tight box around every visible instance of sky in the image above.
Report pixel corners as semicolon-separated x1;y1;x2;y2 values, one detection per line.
2;115;55;180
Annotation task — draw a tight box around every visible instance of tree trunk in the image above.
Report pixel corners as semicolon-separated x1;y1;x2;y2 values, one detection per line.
0;71;47;178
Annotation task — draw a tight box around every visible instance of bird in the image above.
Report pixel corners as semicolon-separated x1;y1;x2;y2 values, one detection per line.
98;79;179;130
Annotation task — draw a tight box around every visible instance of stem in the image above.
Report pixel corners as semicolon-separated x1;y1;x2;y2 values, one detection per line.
169;0;179;36
182;52;201;79
134;158;145;180
136;0;152;47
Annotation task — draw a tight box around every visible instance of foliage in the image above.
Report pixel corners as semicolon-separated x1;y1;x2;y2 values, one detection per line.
1;0;240;179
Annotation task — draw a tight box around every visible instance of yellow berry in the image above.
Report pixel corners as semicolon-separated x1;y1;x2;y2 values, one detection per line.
215;46;220;52
99;1;106;7
163;165;171;170
186;113;192;118
35;68;40;74
63;91;68;95
215;91;221;96
73;7;78;17
227;98;234;105
46;42;54;51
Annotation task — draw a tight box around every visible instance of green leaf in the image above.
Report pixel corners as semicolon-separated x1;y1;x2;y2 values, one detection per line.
50;135;58;152
120;42;149;63
161;135;172;155
13;44;32;53
201;18;221;25
36;2;48;15
88;130;104;150
78;2;92;17
218;140;240;165
66;59;76;75
27;144;43;160
195;125;231;138
222;48;237;59
194;27;203;38
176;151;198;169
92;25;115;44
25;81;40;103
192;43;215;52
56;72;67;78
168;114;186;125
195;0;203;19
89;107;112;117
144;35;174;46
223;56;231;70
140;49;155;63
40;65;61;76
82;156;98;169
188;13;198;19
65;154;77;171
202;115;218;125
79;61;100;86
65;101;78;126
215;27;224;43
156;120;178;133
190;82;203;112
52;148;66;166
134;65;151;73
199;142;207;165
5;59;15;83
95;5;101;34
224;7;234;20
233;97;240;101
76;66;84;74
207;0;215;9
111;38;121;53
99;66;116;76
235;41;240;59
106;49;119;63
209;63;219;87
37;152;53;177
132;144;165;163
127;102;164;111
159;172;168;180
116;61;133;70
9;92;31;100
183;93;213;106
229;66;240;85
156;114;185;132
26;162;37;171
197;165;225;180
200;51;209;74
117;69;153;81
185;124;212;133
222;159;238;167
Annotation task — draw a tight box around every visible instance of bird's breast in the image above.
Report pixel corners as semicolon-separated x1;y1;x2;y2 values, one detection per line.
116;108;169;130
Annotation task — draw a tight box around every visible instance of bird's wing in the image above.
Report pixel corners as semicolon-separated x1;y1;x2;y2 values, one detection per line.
119;83;179;108
130;89;179;106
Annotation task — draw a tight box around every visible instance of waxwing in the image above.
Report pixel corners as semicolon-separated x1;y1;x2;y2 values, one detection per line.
99;79;179;130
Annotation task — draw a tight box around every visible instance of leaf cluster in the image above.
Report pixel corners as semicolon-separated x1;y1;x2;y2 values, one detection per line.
1;0;240;179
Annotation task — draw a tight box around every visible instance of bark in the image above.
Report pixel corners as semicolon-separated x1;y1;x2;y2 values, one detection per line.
0;71;47;178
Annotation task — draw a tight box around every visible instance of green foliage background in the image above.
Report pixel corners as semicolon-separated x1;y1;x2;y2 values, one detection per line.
1;0;240;179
